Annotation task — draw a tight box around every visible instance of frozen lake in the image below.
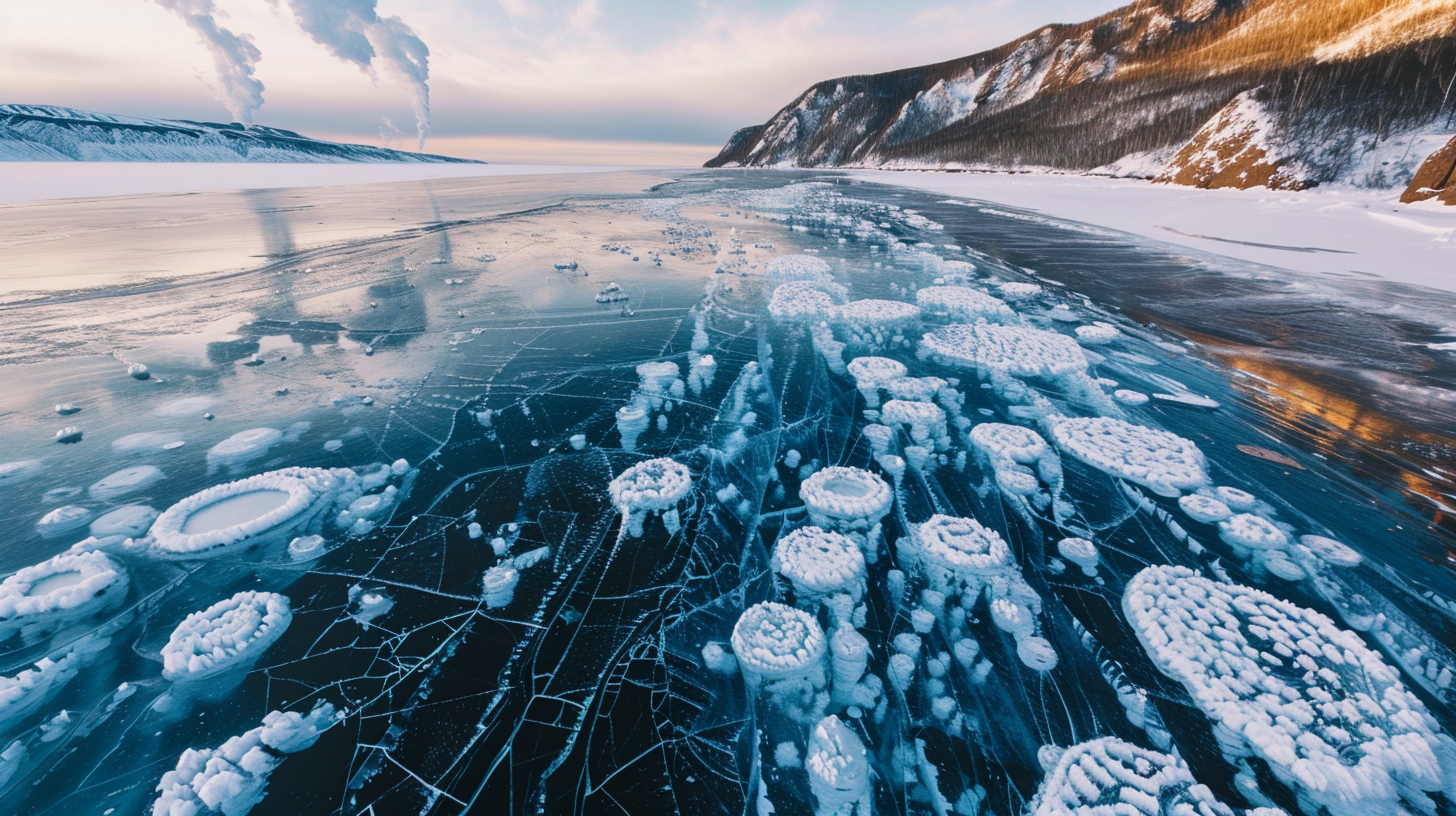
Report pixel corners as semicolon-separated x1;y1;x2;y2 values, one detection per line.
0;168;1453;816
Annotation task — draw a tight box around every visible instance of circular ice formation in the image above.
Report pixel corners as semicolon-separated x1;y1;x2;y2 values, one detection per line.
766;255;833;283
969;424;1055;496
0;551;127;632
772;526;866;600
1029;737;1238;816
608;458;692;537
1217;513;1287;551
921;324;1086;378
90;504;160;540
162;590;291;681
1215;486;1257;511
206;427;283;470
1047;416;1207;497
88;465;165;501
150;467;357;556
1178;494;1231;523
0;460;43;485
36;505;94;539
806;715;871;816
915;286;1016;324
731;601;826;680
1300;534;1362;568
800;467;892;531
1074;322;1120;345
483;564;520;609
1124;565;1456;816
911;515;1009;578
769;282;836;321
1016;636;1059;672
834;300;921;347
608;458;692;512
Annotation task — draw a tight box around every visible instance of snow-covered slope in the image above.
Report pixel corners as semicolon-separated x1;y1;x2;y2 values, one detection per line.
708;0;1456;195
0;105;480;164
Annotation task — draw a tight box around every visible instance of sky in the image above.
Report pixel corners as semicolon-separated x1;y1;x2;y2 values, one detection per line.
0;0;1123;164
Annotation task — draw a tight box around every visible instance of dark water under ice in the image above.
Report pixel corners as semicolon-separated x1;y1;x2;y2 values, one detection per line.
0;169;1453;816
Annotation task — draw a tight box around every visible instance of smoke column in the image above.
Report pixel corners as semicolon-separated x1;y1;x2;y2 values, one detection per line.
278;0;432;149
153;0;266;124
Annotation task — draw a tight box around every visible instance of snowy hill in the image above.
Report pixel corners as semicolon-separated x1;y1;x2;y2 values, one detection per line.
0;105;481;164
707;0;1456;195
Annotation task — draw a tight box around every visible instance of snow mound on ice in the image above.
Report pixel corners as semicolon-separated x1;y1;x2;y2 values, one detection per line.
608;458;692;537
89;465;165;501
769;282;838;321
206;428;284;470
1124;565;1456;816
766;255;834;283
1179;494;1231;523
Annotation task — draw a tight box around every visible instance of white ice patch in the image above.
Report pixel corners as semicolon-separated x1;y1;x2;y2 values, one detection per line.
1028;736;1240;816
206;428;284;471
483;563;520;609
1074;322;1120;345
800;467;892;535
1179;493;1232;524
846;356;907;408
162;590;291;682
35;505;95;539
768;281;838;322
112;431;184;454
88;465;165;501
765;255;834;283
805;715;872;816
915;286;1016;324
922;323;1086;379
90;504;160;540
1125;565;1456;816
1047;416;1207;497
731;600;826;684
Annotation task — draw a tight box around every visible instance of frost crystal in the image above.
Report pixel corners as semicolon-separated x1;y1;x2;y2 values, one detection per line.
1125;566;1456;816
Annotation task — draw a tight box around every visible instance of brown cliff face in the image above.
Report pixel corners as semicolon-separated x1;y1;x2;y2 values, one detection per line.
1154;91;1311;190
1400;135;1456;205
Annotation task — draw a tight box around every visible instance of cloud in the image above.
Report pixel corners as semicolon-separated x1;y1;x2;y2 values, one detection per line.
151;0;265;124
273;0;433;148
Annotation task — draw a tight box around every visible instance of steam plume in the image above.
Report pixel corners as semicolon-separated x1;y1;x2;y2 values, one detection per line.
278;0;432;149
153;0;266;125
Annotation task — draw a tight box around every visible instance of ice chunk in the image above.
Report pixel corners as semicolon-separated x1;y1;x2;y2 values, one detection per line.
35;505;94;539
1047;416;1207;497
1125;565;1456;816
206;428;284;471
53;426;83;444
1074;322;1120;345
151;701;339;816
347;585;394;628
90;504;160;540
998;282;1042;300
1113;389;1149;405
161;590;291;681
608;458;693;538
772;526;867;603
150;467;361;557
1029;736;1239;816
805;716;871;816
1218;513;1287;551
88;465;165;501
286;535;326;561
1179;493;1232;523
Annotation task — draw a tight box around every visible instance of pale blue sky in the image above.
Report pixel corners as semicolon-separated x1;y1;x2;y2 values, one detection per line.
0;0;1123;161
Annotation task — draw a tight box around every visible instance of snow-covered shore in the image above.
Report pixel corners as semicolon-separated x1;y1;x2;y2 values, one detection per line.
853;171;1456;294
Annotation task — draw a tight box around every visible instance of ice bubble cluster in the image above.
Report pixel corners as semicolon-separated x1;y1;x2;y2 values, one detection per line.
150;467;362;557
772;526;867;604
921;323;1086;379
915;286;1016;324
1047;416;1207;497
1125;565;1456;816
766;254;834;283
769;281;837;322
731;601;826;689
846;356;907;408
1056;537;1099;576
608;458;692;537
483;564;520;609
835;299;921;348
999;282;1043;301
1300;534;1362;568
151;701;339;816
805;715;872;816
881;399;950;453
1028;736;1240;816
1178;494;1231;524
1074;322;1120;345
969;423;1061;499
799;467;892;553
161;590;292;681
0;551;127;638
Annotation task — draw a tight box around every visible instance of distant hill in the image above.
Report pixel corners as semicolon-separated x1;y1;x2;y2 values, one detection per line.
707;0;1456;197
0;105;481;164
